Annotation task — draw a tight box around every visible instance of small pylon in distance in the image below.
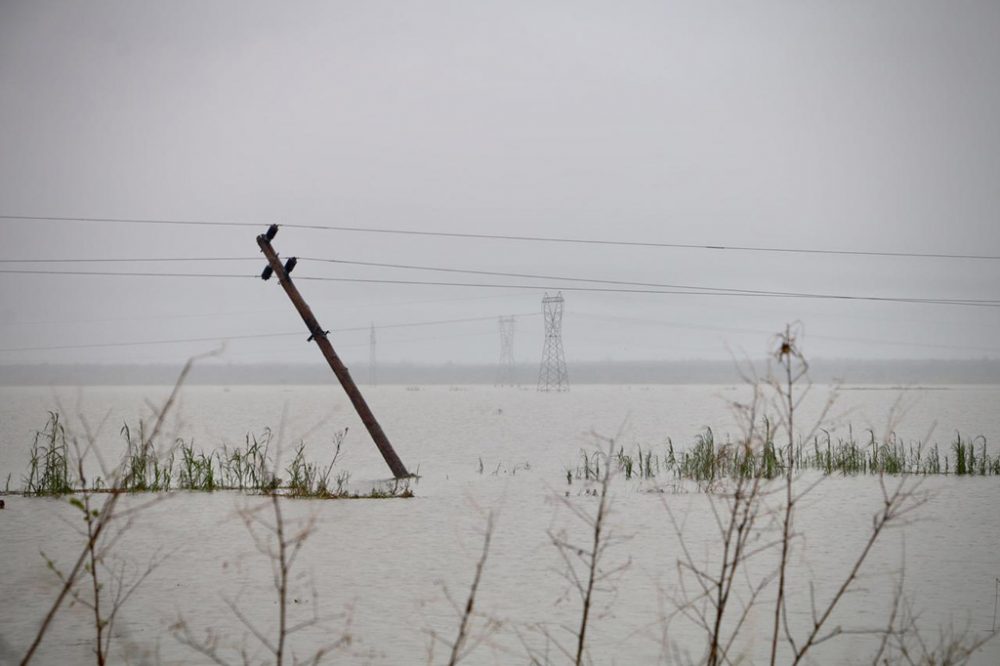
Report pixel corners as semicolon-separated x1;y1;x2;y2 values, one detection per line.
497;316;517;386
369;323;377;386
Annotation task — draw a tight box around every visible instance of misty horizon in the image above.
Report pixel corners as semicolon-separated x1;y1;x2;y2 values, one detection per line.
5;357;1000;386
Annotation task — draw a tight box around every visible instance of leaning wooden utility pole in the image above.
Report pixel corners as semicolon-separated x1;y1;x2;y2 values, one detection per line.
256;225;410;479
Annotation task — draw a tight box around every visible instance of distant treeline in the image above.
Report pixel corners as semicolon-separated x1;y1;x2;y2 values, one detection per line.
3;359;1000;385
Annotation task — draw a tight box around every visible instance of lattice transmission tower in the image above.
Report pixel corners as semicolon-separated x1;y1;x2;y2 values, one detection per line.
368;323;377;386
497;316;516;386
537;292;569;391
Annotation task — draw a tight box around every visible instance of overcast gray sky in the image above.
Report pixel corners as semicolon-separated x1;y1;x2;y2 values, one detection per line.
1;0;998;367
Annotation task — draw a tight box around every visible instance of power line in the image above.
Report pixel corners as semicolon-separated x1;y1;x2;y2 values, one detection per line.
334;313;538;333
0;328;503;355
0;331;300;353
303;256;874;299
0;307;992;356
2;267;997;307
0;214;260;228
0;307;287;328
0;257;258;263
340;329;497;349
571;312;775;337
0;291;533;328
124;329;501;363
3;214;998;261
5;254;995;305
571;312;1000;354
293;275;1000;308
293;225;1000;261
0;269;254;279
0;313;539;354
0;256;810;298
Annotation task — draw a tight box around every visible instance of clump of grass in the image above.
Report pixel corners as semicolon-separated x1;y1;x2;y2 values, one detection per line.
574;426;998;483
616;448;634;479
616;446;656;479
364;478;414;499
286;442;324;496
679;428;722;481
949;432;995;476
118;422;173;492
219;428;275;490
176;439;216;491
24;411;75;496
285;429;347;498
20;414;411;500
576;449;603;481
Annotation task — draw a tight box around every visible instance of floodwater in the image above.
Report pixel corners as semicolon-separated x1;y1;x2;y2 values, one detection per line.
1;384;999;665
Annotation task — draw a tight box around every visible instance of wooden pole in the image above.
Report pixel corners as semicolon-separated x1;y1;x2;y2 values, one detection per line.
256;229;410;479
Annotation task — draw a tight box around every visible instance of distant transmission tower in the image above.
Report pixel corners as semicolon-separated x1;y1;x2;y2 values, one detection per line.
497;316;516;386
537;292;569;391
369;323;377;386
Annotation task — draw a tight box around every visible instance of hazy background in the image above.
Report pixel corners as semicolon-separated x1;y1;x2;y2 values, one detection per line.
1;1;999;372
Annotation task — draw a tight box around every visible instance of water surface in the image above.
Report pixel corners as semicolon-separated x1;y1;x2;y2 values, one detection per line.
1;384;998;664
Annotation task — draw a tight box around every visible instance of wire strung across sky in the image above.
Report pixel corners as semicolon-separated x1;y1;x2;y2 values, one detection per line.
8;255;995;301
570;312;1000;355
0;313;538;353
0;266;996;308
305;257;1000;304
2;307;994;356
0;291;534;329
0;331;300;353
294;276;1000;307
3;214;999;261
59;330;505;365
0;256;259;263
0;260;992;354
2;218;995;359
0;268;253;279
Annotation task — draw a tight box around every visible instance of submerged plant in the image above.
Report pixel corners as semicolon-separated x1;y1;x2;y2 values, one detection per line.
119;422;172;492
176;440;216;491
24;411;74;496
219;429;275;491
579;427;997;484
285;429;347;498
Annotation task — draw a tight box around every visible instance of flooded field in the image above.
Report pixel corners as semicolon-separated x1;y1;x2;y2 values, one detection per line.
2;384;999;664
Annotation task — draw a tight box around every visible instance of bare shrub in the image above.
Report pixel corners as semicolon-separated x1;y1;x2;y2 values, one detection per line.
661;325;995;665
20;352;209;665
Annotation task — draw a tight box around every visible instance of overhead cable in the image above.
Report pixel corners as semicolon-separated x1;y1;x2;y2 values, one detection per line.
0;313;537;353
293;275;1000;308
0;256;258;263
570;312;1000;354
3;214;997;261
1;268;996;307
